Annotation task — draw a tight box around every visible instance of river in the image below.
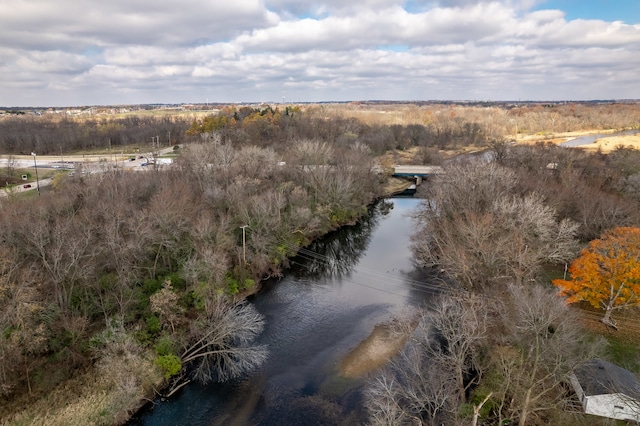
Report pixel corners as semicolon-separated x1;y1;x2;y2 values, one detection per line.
560;128;640;147
128;197;435;426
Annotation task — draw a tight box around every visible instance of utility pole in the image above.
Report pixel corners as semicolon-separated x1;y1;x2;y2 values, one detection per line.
31;152;40;195
240;225;249;264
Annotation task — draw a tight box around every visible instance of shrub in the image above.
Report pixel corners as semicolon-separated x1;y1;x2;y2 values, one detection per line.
154;336;175;356
146;315;161;335
143;278;162;295
154;354;182;379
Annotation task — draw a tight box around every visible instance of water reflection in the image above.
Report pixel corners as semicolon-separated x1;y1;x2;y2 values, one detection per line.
130;198;434;426
289;199;394;279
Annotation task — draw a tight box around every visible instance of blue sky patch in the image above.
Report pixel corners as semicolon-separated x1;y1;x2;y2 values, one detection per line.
81;46;104;57
377;44;411;52
535;0;640;24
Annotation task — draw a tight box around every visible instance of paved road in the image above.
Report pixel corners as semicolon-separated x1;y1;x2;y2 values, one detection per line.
0;146;178;198
0;177;54;198
0;146;176;169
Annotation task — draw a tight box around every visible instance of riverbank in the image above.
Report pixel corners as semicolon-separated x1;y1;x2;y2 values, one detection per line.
130;197;426;425
512;128;640;153
574;133;640;153
511;128;622;144
2;348;163;426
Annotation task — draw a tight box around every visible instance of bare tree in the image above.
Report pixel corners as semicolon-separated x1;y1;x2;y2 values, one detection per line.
14;204;96;316
237;145;278;179
491;284;606;426
366;295;491;425
181;296;267;384
366;285;604;426
413;162;579;288
488;138;510;165
422;294;491;402
289;139;334;166
150;281;183;333
0;248;45;397
367;356;459;426
4;155;17;178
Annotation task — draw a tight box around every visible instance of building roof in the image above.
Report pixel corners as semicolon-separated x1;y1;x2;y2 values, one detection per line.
574;358;640;399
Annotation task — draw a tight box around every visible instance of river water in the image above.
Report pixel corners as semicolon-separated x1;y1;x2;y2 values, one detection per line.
129;197;435;426
560;128;640;147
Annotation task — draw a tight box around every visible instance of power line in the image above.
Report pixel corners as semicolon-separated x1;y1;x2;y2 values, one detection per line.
258;231;640;333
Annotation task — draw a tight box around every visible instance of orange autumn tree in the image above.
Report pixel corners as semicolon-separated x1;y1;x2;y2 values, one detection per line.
553;227;640;329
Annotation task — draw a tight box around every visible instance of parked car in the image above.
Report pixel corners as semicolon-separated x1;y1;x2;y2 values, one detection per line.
23;184;31;188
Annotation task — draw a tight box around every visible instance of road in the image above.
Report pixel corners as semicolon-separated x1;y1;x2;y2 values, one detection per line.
0;146;178;198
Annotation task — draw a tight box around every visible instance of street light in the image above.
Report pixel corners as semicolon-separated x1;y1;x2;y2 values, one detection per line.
240;225;249;264
31;152;40;195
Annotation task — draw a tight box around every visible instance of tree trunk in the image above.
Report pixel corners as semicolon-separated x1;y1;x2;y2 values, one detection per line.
519;388;532;426
601;306;618;330
472;392;492;426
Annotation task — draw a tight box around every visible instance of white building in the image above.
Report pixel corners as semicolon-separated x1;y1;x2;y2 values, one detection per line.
570;358;640;422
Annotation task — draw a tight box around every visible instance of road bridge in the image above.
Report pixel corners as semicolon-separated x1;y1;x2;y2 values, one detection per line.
392;165;444;177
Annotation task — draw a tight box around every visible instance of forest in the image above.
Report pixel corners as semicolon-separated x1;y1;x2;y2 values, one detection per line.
1;101;640;425
378;141;640;425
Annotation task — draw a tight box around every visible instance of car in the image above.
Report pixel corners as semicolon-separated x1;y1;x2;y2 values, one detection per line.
141;163;147;167
23;184;31;188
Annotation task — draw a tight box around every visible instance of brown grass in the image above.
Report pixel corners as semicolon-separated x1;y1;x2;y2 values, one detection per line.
1;350;163;426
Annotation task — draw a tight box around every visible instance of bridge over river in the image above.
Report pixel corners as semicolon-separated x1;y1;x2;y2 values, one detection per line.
389;165;445;195
392;165;444;178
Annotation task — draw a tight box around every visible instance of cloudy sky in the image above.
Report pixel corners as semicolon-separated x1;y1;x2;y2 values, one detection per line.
1;0;639;106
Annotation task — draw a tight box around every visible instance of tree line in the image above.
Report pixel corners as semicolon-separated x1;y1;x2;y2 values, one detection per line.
0;115;189;155
2;102;638;159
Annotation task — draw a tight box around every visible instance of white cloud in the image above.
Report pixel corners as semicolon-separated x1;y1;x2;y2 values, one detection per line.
15;51;94;74
236;3;514;52
0;0;279;50
0;0;638;105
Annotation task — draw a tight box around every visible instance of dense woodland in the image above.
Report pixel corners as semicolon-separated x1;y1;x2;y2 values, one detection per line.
2;101;640;156
1;103;640;424
0;114;381;422
376;141;640;425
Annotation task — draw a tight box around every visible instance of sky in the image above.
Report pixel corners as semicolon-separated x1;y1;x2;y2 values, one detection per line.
1;0;639;107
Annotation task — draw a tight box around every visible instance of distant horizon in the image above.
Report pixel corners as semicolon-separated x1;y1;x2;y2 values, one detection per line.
2;98;640;111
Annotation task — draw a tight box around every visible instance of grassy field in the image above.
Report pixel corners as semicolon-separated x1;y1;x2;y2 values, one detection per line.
577;303;640;375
